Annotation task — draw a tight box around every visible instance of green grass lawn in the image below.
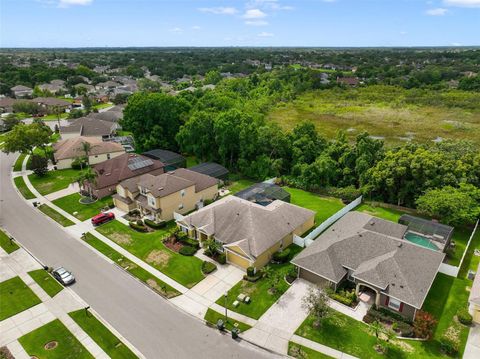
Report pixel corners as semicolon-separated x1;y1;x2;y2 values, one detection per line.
284;187;345;225
0;276;41;321
28;169;80;196
225;178;256;194
0;228;20;254
38;204;75;227
216;244;303;319
458;226;480;278
69;309;137;359
356;203;408;223
82;232;180;298
13;153;26;171
28;269;63;297
96;220;204;288
53;194;113;221
185;155;200;168
14;176;36;199
93;102;113;110
288;342;333;359
19;319;94;359
41;113;69;121
204;308;252;333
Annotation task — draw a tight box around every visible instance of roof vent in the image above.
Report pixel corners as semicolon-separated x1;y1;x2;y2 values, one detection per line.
400;285;404;289
397;242;403;248
158;187;164;191
105;173;111;176
370;221;375;226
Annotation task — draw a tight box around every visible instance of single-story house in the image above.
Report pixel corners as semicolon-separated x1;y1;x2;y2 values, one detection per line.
87;153;164;198
0;97;17;113
32;97;71;113
143;149;186;171
87;110;122;123
11;85;33;98
113;168;218;221
291;212;445;320
188;162;229;180
177;196;315;270
53;136;125;169
38;82;66;94
469;263;480;324
59;117;117;140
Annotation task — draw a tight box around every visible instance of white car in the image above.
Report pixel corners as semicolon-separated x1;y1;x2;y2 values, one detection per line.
52;267;75;285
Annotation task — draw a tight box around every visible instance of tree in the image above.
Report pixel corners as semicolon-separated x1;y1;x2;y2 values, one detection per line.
82;95;92;111
1;122;51;156
205;70;222;85
2;113;20;131
202;238;221;257
301;285;330;328
75;168;98;199
413;310;437;339
51;105;63;130
30;155;48;176
78;141;96;167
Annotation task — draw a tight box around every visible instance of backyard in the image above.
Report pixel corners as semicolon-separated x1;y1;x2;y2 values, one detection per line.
0;228;19;254
225;177;256;194
53;194;113;221
38;204;75;227
28;269;64;297
0;276;41;321
28;169;80;196
95;220;205;288
19;319;93;359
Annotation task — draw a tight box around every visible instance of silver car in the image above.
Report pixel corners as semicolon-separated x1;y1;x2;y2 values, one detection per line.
52;267;75;285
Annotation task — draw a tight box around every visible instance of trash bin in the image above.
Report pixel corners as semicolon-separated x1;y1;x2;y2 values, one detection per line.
33;201;38;207
216;319;224;331
231;328;239;339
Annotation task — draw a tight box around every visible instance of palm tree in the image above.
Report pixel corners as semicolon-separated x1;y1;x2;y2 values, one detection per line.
203;238;221;257
74;168;98;199
77;141;97;167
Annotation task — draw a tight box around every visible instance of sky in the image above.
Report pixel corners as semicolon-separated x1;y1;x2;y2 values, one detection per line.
0;0;479;47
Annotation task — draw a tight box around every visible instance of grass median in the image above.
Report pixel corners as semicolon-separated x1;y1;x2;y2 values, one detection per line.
53;194;113;221
38;204;75;227
0;228;20;254
28;269;63;297
14;176;36;199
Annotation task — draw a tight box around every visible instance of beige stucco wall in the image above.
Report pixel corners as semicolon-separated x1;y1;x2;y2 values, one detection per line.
55;158;73;170
299;268;330;286
113;197;135;212
379;293;416;320
60;132;81;140
293;215;315;236
226;250;251;269
55;150;124;169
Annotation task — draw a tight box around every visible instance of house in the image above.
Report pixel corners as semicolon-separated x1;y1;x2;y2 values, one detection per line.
0;97;17;113
336;77;360;87
11;85;33;98
74;83;96;94
291;212;445;320
143;149;186;171
188;162;229;180
113;168;218;221
235;182;291;206
87;109;123;123
32;97;71;113
469;263;480;324
177;196;315;270
88;153;164;198
59;117;117;140
38;81;66;94
53;136;125;169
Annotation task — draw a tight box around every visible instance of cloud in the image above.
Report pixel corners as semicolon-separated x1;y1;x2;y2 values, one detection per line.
169;27;183;34
198;7;238;15
399;31;408;35
258;32;274;37
58;0;92;7
451;42;462;46
245;20;269;26
192;25;201;30
247;0;294;10
426;8;448;15
444;0;480;7
243;9;267;19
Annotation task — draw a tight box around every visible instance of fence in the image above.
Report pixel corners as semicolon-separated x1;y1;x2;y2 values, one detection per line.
294;195;363;248
173;212;184;221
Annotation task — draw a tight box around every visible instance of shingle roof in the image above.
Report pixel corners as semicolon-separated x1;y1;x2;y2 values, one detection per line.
11;85;32;91
60;117;116;136
180;196;315;259
291;211;445;309
32;97;71;107
87;111;122;123
53;136;124;161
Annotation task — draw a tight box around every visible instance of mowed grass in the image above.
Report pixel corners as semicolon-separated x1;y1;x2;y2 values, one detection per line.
268;86;480;146
14;176;36;199
0;228;20;254
28;169;80;196
356;203;407;223
38;204;75;227
53;194;113;221
82;233;179;298
0;276;41;321
28;269;63;298
204;308;251;333
284;187;344;225
225;178;256;194
95;220;204;288
288;342;333;359
19;319;94;359
13;153;26;171
69;309;137;359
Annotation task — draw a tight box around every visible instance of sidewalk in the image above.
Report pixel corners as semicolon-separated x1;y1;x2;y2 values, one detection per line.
464;323;480;359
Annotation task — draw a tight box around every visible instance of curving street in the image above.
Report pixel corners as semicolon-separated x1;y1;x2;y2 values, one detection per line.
0;151;279;359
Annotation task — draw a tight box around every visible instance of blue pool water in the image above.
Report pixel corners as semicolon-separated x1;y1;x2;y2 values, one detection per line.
404;232;439;250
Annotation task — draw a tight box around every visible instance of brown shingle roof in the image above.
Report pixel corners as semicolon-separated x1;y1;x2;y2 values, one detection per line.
33;97;71;107
60;117;116;136
53;137;124;161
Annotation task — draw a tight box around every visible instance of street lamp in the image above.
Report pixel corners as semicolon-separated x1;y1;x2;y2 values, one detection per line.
224;291;228;323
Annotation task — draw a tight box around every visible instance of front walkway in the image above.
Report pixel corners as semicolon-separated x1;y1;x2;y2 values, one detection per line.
464;323;480;359
44;182;80;201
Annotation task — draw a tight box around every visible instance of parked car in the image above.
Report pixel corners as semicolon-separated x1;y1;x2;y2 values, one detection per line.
91;212;115;226
52;267;75;285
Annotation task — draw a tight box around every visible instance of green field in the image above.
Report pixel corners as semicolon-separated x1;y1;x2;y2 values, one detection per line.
268;86;480;146
0;276;41;321
53;194;113;221
0;228;19;254
38;204;75;227
28;169;80;196
28;269;63;297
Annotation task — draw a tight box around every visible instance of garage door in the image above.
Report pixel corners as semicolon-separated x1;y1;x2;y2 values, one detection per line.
226;251;250;269
299;268;329;286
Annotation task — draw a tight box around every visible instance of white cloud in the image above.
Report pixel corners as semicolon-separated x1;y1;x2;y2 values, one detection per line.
59;0;92;7
198;7;238;15
451;42;462;46
243;9;267;19
400;31;408;35
169;27;183;34
258;32;274;37
426;7;448;15
444;0;480;7
247;0;294;10
192;25;201;30
245;20;269;26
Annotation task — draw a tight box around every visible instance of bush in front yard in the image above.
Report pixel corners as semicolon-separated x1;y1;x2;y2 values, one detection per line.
440;333;459;356
184;238;200;249
144;219;167;229
129;221;148;232
201;261;217;274
456;308;473;325
179;245;197;256
272;248;291;263
413;310;437;339
216;253;226;264
247;266;255;277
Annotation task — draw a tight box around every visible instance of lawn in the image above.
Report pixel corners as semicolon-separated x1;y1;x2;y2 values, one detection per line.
28;169;80;196
19;319;93;359
28;269;63;297
288;342;333;359
38;204;75;227
53;194;113;221
69;309;137;359
458;225;480;278
284;187;345;225
0;228;20;254
204;308;251;333
356;203;408;223
41;112;69;121
216;244;303;319
185;155;200;168
82;232;180;298
0;276;41;321
14;176;36;199
13;153;26;171
225;178;256;194
93;102;113;110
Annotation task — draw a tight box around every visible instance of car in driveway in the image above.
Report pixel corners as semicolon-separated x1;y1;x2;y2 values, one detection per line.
91;212;115;226
52;267;75;285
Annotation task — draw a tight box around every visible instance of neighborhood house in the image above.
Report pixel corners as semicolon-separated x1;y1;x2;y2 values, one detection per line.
113;168;218;222
59;117;117;140
177;196;315;270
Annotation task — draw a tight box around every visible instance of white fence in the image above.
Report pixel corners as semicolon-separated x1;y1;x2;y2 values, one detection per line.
173;212;184;221
439;263;459;277
294;195;363;248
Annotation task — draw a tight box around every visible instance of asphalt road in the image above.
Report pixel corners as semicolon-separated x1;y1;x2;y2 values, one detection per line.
0;152;279;359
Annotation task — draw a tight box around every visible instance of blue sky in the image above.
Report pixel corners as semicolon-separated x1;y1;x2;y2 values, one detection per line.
1;0;479;47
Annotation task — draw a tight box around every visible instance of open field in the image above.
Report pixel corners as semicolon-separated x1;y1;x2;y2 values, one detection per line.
268;86;480;146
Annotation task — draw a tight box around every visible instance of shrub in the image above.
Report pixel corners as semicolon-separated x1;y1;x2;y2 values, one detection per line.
247;266;255;277
272;248;291;263
71;157;87;170
129;221;147;232
31;155;48;176
201;261;217;274
377;306;410;323
184;238;200;249
136;219;144;226
413;310;437;339
397;321;414;337
328;289;357;307
216;253;226;264
457;308;473;325
144;219;167;229
179;246;197;256
175;231;189;242
440;334;459;356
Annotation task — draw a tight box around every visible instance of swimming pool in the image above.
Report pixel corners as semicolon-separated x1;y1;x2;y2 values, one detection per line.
404;232;439;250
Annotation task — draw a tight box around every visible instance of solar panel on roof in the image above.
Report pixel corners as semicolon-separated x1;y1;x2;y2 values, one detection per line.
127;157;154;171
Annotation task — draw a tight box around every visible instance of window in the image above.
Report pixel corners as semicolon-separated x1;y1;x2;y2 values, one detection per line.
388;297;401;311
140;187;148;195
148;196;156;208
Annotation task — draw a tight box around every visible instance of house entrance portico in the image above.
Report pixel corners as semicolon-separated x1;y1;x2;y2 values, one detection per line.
356;282;380;306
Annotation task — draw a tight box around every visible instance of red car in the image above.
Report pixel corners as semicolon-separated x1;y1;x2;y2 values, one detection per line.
91;212;115;226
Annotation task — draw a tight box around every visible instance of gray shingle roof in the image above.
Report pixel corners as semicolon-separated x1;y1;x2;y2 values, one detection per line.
60;117;116;136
